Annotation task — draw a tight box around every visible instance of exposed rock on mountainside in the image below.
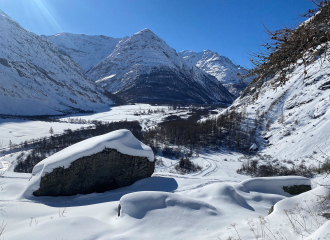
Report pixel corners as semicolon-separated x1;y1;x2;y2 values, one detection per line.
0;9;114;116
88;29;234;105
43;33;127;73
179;50;254;97
23;130;155;197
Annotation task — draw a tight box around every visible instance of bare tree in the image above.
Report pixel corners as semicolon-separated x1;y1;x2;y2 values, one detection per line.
243;0;330;97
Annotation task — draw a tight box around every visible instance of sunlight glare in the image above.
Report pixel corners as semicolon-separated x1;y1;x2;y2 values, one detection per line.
31;0;62;33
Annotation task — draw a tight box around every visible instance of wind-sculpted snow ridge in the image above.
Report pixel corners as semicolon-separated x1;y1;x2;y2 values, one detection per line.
43;33;127;73
0;9;114;116
241;176;311;196
22;129;154;198
88;29;234;105
179;50;255;97
119;191;219;219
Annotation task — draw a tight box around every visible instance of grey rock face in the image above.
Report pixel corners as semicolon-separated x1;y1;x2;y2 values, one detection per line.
33;148;155;196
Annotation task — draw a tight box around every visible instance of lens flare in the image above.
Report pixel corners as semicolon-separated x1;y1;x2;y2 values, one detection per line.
31;0;62;33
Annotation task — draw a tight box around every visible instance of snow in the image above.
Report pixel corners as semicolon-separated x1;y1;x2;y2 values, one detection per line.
1;164;325;240
85;29;233;104
307;221;330;239
0;118;91;149
86;28;197;92
250;143;258;151
0;123;328;240
1;116;325;239
228;56;330;163
0;9;11;19
119;191;218;219
22;129;154;197
241;176;311;197
0;10;114;116
0;9;329;239
60;103;191;130
179;49;255;96
43;33;125;73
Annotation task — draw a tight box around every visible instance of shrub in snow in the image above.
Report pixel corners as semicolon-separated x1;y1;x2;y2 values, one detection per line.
174;156;201;174
237;158;315;177
23;129;154;197
283;184;311;195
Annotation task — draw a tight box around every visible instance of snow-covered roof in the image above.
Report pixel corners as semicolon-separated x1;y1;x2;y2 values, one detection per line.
22;129;154;198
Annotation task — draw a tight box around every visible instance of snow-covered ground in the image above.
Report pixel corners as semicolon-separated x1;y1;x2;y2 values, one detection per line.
0;104;189;150
0;118;91;149
60;104;192;130
0;104;329;239
0;153;329;240
226;57;330;166
1;149;329;239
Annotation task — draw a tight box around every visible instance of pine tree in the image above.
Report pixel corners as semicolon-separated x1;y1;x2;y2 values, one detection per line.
49;127;54;136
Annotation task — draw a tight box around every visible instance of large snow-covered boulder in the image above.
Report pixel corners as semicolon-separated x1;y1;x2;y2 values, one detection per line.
23;129;154;197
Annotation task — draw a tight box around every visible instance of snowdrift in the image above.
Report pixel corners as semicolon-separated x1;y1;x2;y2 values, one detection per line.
119;191;219;219
241;176;311;196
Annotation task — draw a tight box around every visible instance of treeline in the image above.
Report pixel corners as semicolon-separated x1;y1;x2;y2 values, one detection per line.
14;107;257;174
14;120;142;173
5;119;139;152
144;109;256;157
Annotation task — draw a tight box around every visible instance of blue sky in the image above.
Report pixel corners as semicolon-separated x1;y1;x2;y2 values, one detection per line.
0;0;315;68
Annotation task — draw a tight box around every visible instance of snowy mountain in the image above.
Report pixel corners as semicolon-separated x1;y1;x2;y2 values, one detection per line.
227;55;330;161
0;9;115;116
87;29;234;105
179;50;254;97
43;33;127;73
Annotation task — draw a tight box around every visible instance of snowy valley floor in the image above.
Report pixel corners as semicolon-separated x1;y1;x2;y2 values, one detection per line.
0;105;329;240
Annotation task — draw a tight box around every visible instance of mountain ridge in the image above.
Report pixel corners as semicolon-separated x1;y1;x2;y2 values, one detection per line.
43;32;127;73
87;28;234;104
179;50;254;97
0;9;115;116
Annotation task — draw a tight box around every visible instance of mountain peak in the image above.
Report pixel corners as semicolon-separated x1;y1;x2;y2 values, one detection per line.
133;28;158;39
178;49;254;97
203;49;213;53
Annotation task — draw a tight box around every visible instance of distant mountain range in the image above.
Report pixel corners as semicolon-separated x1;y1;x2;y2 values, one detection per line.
46;29;235;105
179;50;254;97
0;8;251;116
43;33;127;73
0;9;115;116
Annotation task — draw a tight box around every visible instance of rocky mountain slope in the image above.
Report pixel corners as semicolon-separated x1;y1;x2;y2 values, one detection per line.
87;29;234;105
0;9;114;116
227;56;330;161
43;33;127;73
179;50;254;97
